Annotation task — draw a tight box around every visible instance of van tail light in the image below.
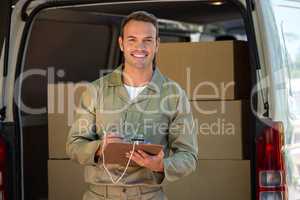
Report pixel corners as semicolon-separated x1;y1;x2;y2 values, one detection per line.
256;120;287;200
0;135;7;200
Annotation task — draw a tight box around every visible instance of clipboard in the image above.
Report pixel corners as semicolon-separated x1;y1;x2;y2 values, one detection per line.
102;142;163;167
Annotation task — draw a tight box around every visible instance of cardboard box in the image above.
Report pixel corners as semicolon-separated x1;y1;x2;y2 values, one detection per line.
191;100;249;159
48;83;88;158
157;41;251;100
48;160;86;200
163;160;251;200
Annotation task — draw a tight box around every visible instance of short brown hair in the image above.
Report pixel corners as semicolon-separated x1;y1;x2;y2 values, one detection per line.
120;11;159;38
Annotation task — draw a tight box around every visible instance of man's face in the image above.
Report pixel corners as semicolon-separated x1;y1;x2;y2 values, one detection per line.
118;20;159;70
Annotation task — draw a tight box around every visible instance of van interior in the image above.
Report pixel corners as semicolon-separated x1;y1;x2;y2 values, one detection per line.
19;1;255;200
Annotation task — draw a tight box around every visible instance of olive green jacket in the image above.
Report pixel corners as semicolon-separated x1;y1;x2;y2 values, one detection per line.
66;65;198;186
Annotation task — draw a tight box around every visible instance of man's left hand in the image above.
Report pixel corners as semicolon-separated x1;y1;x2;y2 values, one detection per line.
126;150;164;172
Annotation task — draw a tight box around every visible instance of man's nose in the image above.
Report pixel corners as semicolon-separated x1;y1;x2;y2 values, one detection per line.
134;41;146;49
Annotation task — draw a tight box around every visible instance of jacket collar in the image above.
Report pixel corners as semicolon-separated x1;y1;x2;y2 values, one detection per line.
107;64;164;93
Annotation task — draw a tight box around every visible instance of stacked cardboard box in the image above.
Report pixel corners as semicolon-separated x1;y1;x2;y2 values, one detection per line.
48;160;85;200
157;41;251;100
48;83;90;159
48;83;89;200
157;41;251;200
191;100;250;160
164;160;251;200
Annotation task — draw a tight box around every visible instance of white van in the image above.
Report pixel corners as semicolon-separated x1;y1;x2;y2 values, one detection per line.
0;0;300;200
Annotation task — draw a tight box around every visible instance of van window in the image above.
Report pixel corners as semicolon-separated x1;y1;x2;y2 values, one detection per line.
200;19;247;41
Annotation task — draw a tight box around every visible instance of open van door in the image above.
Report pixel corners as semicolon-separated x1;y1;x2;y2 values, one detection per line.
0;0;22;200
249;0;300;199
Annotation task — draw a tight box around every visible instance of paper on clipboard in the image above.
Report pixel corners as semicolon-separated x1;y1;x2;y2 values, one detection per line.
103;143;163;167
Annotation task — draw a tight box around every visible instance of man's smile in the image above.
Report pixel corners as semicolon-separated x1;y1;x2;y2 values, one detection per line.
131;52;148;58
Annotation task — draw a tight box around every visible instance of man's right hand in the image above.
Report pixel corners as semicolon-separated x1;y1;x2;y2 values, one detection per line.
96;133;124;157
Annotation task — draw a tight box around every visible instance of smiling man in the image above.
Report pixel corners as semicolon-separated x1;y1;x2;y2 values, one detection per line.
67;11;198;200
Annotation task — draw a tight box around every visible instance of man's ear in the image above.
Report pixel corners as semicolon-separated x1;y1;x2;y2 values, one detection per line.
155;37;160;52
118;36;124;52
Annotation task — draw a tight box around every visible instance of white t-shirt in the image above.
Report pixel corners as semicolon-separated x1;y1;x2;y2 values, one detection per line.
124;84;147;100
